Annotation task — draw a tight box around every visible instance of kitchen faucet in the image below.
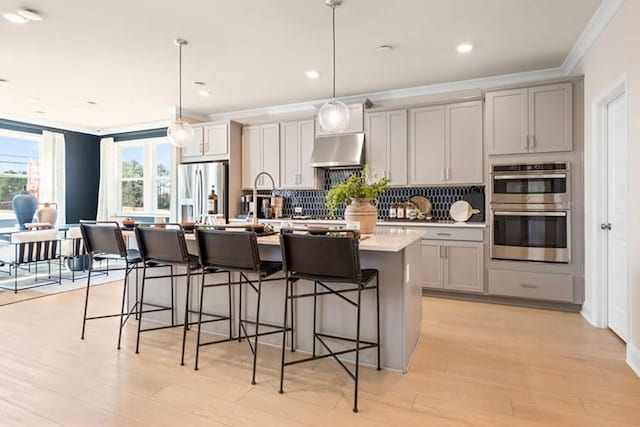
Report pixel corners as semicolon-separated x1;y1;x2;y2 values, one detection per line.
250;171;276;225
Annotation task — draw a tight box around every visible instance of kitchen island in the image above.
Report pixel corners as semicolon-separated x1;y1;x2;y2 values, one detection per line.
127;228;423;372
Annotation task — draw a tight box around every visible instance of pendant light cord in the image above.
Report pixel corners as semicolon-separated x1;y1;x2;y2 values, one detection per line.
332;5;336;100
178;42;183;120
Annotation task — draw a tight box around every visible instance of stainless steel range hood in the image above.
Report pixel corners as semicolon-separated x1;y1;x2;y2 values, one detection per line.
310;133;365;168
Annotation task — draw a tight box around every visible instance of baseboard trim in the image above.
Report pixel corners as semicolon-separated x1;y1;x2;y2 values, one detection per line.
627;343;640;378
580;304;596;326
422;289;582;313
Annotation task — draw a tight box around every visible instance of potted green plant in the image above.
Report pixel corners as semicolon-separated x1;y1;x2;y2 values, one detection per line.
325;165;389;233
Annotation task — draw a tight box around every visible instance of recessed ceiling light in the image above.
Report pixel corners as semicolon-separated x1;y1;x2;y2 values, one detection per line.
192;81;206;87
0;79;8;86
87;100;97;105
17;8;42;21
198;89;212;97
3;12;28;24
305;70;320;80
27;97;40;103
456;43;473;54
70;107;79;112
35;110;45;114
376;45;393;53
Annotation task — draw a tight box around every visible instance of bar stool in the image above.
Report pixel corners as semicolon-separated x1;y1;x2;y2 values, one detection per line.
193;229;290;385
134;224;221;365
278;231;381;413
80;221;150;350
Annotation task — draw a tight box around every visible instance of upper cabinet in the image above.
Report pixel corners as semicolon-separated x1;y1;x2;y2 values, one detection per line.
408;101;483;186
486;83;573;155
180;121;239;162
242;123;280;190
315;103;364;136
365;109;408;185
280;119;319;189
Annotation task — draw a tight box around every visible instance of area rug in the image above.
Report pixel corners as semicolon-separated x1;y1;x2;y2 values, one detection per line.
0;265;126;306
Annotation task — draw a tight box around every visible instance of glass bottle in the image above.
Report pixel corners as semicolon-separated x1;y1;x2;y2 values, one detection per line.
207;186;218;214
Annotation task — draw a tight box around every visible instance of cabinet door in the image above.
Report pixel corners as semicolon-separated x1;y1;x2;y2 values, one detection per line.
365;112;387;181
181;126;203;160
408;106;445;185
260;123;280;189
528;83;573;153
242;126;261;189
485;89;528;155
421;241;443;289
203;123;228;158
446;101;483;184
387;109;408;186
280;121;299;188
443;242;484;293
297;120;317;188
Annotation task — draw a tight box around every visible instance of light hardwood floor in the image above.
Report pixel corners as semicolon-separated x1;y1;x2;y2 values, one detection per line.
0;282;639;426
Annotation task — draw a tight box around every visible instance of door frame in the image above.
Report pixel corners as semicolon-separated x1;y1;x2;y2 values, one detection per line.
585;73;630;338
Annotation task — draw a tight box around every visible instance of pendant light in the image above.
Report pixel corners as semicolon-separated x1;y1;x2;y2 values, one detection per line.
167;38;194;147
317;0;350;133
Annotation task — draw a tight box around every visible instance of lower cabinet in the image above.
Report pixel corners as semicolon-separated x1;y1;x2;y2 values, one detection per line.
421;240;484;293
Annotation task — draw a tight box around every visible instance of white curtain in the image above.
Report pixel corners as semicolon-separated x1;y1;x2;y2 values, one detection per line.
96;137;119;220
40;131;66;225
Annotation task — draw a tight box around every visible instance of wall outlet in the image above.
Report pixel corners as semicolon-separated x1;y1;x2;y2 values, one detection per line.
294;207;303;215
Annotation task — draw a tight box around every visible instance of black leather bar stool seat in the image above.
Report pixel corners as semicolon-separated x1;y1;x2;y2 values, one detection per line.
80;221;155;350
278;231;381;413
193;229;292;385
134;224;225;365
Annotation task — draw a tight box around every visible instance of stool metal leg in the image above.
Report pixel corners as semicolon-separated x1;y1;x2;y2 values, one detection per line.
290;280;295;352
227;271;233;339
238;273;243;342
251;276;262;385
279;277;290;394
181;267;192;366
117;263;129;350
376;273;381;370
353;286;362;413
135;265;147;354
312;281;317;357
80;258;93;339
195;269;206;370
170;265;175;326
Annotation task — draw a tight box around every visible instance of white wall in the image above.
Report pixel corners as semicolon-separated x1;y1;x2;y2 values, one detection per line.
574;0;640;360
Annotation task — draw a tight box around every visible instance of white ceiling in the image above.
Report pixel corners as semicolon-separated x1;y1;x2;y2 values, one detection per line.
0;0;601;133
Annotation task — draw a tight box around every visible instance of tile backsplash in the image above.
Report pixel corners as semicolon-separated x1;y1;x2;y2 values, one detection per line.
248;168;485;221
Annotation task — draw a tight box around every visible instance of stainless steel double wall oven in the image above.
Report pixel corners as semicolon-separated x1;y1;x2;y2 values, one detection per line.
490;163;570;263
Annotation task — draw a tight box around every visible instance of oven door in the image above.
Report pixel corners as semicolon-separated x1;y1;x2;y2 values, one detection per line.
491;210;570;263
491;172;569;204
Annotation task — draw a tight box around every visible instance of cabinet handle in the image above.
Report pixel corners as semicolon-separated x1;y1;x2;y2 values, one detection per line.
204;142;209;153
436;232;451;236
439;246;444;259
530;135;536;149
446;168;450;180
199;143;203;153
523;136;528;150
520;283;539;289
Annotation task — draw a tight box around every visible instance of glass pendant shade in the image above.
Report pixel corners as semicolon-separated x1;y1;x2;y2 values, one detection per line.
167;119;194;148
318;99;350;133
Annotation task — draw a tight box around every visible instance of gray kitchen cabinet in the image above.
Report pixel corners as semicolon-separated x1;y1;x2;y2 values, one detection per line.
365;109;407;185
421;239;484;294
488;269;573;302
408;105;445;185
409;101;483;185
242;123;280;189
280;119;318;189
181;121;240;162
486;83;572;155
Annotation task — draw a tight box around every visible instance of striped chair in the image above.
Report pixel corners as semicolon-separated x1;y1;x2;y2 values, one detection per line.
0;229;61;293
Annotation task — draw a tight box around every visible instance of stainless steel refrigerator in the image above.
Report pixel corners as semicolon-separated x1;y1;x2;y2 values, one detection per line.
177;161;228;223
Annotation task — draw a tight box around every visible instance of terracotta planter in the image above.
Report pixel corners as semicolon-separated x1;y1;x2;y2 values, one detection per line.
36;202;58;225
344;198;378;234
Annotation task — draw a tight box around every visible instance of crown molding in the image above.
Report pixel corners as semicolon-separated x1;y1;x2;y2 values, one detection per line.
95;119;170;136
0;111;97;135
562;0;625;75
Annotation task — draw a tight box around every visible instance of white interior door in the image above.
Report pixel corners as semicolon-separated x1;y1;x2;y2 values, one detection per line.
606;93;629;342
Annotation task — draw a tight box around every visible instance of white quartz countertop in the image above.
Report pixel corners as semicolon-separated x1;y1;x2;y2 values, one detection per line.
229;218;486;229
257;228;424;253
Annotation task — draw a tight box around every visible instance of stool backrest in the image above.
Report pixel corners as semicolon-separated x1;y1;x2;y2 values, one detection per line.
135;225;190;264
80;221;127;257
280;233;361;281
195;229;260;271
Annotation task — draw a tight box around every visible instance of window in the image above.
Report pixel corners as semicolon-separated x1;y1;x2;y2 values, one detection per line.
0;130;40;221
118;138;174;215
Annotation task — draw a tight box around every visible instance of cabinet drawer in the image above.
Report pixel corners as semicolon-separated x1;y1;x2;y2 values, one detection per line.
488;269;573;302
421;227;483;242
